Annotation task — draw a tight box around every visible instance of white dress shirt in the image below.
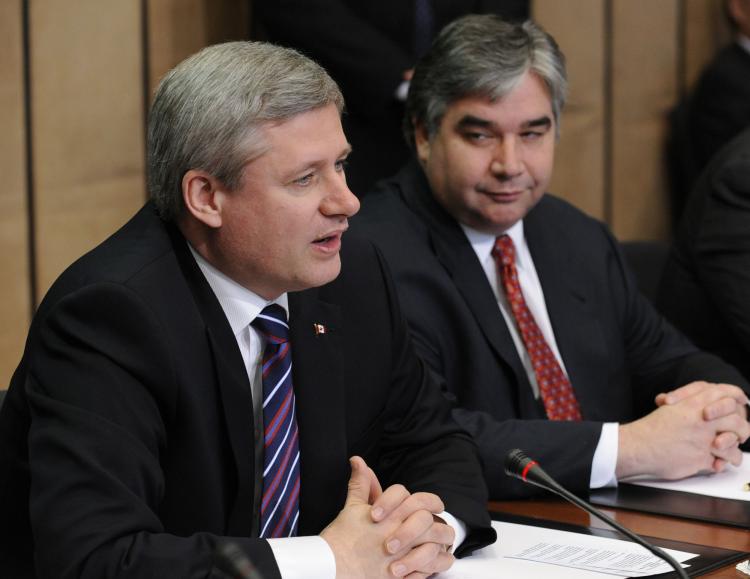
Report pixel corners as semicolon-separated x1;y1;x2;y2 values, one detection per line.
460;222;618;488
189;245;466;576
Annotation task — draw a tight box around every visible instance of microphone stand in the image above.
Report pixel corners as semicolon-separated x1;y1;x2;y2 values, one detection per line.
505;449;689;579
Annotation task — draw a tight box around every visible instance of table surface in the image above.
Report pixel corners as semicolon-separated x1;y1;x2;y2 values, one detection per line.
489;498;750;578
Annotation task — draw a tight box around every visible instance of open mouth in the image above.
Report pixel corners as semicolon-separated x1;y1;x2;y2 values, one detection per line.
312;231;343;251
313;232;338;244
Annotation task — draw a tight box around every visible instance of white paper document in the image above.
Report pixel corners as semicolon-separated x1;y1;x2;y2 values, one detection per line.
624;451;750;501
439;521;696;578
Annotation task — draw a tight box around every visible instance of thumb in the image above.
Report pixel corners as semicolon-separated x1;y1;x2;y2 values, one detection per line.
345;456;374;507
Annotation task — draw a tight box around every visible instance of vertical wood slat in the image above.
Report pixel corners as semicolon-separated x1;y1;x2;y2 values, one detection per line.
610;0;679;240
30;0;146;297
0;0;30;388
534;0;606;221
683;0;730;91
147;0;249;96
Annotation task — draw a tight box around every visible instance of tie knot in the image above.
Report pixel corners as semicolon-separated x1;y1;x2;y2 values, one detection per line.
492;235;516;267
252;304;289;343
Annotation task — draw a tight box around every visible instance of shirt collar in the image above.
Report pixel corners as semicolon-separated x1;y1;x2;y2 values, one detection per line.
187;244;289;337
738;34;750;55
460;220;527;269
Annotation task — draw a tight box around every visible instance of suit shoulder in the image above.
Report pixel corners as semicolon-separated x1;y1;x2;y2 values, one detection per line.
36;205;177;316
533;194;605;229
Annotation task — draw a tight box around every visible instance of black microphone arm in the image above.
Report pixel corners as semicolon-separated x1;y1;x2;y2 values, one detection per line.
214;542;266;579
504;449;689;579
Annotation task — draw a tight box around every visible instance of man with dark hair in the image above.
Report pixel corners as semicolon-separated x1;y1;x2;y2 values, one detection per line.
253;0;530;196
354;14;750;500
0;41;493;578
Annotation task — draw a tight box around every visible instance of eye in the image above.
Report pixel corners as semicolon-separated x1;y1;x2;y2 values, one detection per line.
462;131;493;144
294;172;315;186
334;157;349;173
521;131;544;141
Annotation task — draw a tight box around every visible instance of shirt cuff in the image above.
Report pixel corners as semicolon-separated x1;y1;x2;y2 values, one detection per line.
590;422;619;488
438;511;467;551
267;535;336;579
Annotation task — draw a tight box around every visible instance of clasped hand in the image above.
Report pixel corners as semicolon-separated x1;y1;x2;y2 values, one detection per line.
656;381;750;472
618;381;750;479
321;456;455;579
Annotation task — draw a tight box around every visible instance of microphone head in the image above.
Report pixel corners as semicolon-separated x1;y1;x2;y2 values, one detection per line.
504;448;533;478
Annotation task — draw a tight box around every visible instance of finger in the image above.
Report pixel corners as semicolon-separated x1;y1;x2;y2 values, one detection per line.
370;483;409;522
703;397;744;421
711;444;743;467
345;456;381;507
364;460;383;504
390;544;455;577
712;456;728;472
377;492;445;526
656;381;712;405
695;383;749;407
386;512;454;555
710;413;750;444
712;430;739;451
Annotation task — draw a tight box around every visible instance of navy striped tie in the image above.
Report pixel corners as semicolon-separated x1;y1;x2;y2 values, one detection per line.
252;304;300;538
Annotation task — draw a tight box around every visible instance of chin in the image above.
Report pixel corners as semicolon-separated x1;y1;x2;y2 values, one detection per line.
299;262;342;291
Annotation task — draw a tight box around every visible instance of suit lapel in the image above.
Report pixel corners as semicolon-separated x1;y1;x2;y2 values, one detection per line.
399;163;530;389
287;289;347;534
167;222;256;536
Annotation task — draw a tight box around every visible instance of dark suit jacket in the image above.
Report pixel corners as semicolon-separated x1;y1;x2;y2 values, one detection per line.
658;128;750;380
352;160;749;499
688;42;750;171
0;203;494;579
252;0;529;195
667;42;750;225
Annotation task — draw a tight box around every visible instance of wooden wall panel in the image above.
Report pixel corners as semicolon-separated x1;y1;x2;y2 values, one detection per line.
610;0;679;240
0;0;30;388
147;0;249;95
534;0;606;221
684;0;729;90
30;0;146;296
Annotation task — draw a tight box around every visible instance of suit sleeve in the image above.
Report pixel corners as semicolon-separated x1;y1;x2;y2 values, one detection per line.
25;283;281;579
603;222;750;407
407;327;603;500
364;245;496;556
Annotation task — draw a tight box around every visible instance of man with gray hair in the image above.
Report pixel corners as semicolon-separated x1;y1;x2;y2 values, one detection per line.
354;14;750;499
0;41;494;578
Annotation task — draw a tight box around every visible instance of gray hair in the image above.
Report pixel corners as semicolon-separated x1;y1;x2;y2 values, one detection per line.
404;15;567;148
147;41;344;221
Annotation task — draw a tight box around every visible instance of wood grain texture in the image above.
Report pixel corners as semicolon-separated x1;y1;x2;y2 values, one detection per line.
30;0;146;296
684;0;731;91
534;0;606;221
610;0;679;240
0;0;30;388
147;0;249;95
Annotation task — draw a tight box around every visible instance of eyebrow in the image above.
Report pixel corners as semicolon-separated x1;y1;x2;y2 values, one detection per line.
455;114;553;131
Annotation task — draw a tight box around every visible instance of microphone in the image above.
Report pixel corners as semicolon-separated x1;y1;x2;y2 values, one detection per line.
214;542;266;579
504;449;689;579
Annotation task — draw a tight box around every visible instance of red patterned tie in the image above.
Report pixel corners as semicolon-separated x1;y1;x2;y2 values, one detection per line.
492;235;582;421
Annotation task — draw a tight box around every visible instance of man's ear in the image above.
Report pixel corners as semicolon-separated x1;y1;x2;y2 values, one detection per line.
414;121;431;166
182;169;224;228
